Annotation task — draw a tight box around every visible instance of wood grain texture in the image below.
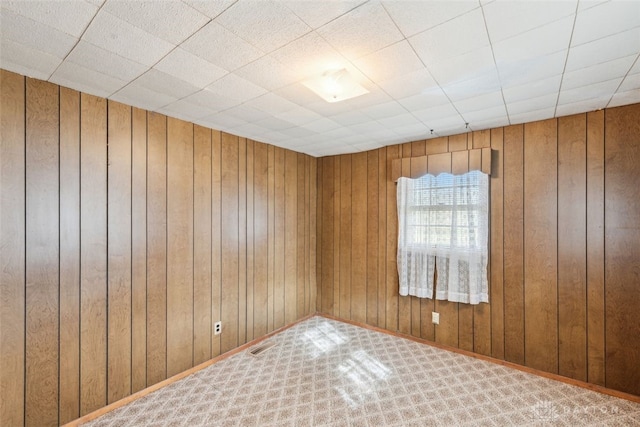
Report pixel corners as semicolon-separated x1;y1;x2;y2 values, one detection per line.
586;110;605;386
309;157;318;316
398;150;412;336
238;139;247;345
107;101;133;404
297;154;306;319
80;93;108;415
211;131;222;357
320;157;335;314
193;125;212;365
524;119;558;373
490;127;505;361
247;141;255;340
146;112;167;386
352;152;368;324
0;70;25;427
385;146;400;332
340;155;352;319
557;114;587;381
274;147;286;329
604;104;640;396
253;142;269;338
25;78;59;426
267;145;275;332
131;108;147;394
59;87;81;424
503;124;525;365
284;150;298;325
366;150;379;326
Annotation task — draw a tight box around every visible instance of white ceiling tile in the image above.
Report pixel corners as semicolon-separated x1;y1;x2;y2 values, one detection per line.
0;8;77;58
103;0;209;44
555;97;609;117
302;118;341;133
630;58;640;75
468;116;510;131
565;27;640;72
234;55;300;91
271;32;348;79
577;0;608;12
428;46;496;86
181;21;263;71
281;0;366;29
183;89;242;112
413;102;461;124
135;69;200;99
351;141;384;151
353;41;424;82
348;120;388;134
197;112;247;130
1;0;98;37
558;77;623;105
377;68;439;100
154;48;227;88
206;73;267;103
223;105;271;122
454;91;504;113
158;98;217;120
277;126;318;138
274;107;323;125
442;70;501;101
502;74;562;103
254;117;294;131
509;107;556;125
383;0;479;38
398;88;450;111
608;87;640;108
561;54;636;91
361;101;408;120
50;60;126;98
82;10;174;66
492;16;573;63
462;104;508;123
317;2;404;60
216;0;311;52
377;113;422;128
507;93;557;116
483;0;577;43
409;8;489;64
498;50;567;88
391;123;430;138
66;41;148;82
619;71;640;92
329;110;370;126
245;92;299;114
426;116;468;135
0;39;62;80
324;127;356;139
183;0;236;19
572;1;640;47
111;83;178;111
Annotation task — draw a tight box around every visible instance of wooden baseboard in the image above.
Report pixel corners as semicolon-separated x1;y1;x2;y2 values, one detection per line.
317;312;640;404
63;313;316;426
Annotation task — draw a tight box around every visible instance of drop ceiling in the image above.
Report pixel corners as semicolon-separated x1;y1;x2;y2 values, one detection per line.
1;0;639;157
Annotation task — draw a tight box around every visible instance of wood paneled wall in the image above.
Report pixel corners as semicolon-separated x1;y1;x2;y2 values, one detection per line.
317;105;640;397
0;70;317;427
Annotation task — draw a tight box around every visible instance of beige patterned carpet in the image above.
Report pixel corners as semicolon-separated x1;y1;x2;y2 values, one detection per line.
85;316;640;426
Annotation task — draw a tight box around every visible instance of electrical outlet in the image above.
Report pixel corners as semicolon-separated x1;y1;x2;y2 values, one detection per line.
432;312;440;325
214;321;222;335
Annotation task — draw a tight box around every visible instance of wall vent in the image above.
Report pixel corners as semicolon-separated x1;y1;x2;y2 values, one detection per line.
248;341;277;357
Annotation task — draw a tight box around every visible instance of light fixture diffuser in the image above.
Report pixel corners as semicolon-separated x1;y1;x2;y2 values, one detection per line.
302;68;369;103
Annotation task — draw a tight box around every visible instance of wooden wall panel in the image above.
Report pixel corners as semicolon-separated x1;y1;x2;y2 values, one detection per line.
320;157;335;314
385;146;400;332
340;155;353;320
489;127;505;360
398;148;412;336
107;101;132;404
25;78;59;426
80;93;108;415
604;104;640;396
523;119;558;373
146;112;167;386
59;87;81;424
351;152;367;324
557;114;587;381
366;150;379;326
0;68;26;427
3;73;318;425
194;125;212;365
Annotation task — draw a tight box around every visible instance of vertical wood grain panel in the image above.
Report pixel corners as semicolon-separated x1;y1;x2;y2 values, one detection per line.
377;149;387;329
557;114;587;381
107;100;132;404
490;127;505;360
194;125;212;365
316;159;323;313
586;110;605;386
473;130;491;148
367;150;379;326
448;133;468;152
284;150;298;325
146;112;167;386
334;156;341;318
247;140;255;340
503;124;525;365
211;131;222;357
253;142;268;337
351;152;367;324
238;139;247;345
273;147;285;329
131;107;147;393
80;93;107;415
604;104;640;396
523;119;558;373
408;153;422;338
426;137;448;155
297;154;306;319
321;157;335;314
25;78;59;426
386;146;400;332
398;148;412;336
59;87;80;424
0;68;25;427
339;155;352;320
221;133;239;352
267;145;275;332
309;157;318;315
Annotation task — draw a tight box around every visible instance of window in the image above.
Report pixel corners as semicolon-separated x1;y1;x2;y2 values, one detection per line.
397;171;489;304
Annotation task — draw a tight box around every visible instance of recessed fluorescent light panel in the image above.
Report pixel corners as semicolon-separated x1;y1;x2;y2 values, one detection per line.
303;68;369;103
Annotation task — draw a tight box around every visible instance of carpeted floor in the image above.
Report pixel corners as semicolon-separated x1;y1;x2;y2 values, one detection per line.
85;316;640;426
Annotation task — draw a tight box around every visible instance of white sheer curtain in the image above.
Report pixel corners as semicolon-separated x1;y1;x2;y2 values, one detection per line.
397;171;489;305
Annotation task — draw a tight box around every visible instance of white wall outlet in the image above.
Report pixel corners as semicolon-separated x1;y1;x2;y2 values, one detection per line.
432;312;440;325
214;321;222;335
